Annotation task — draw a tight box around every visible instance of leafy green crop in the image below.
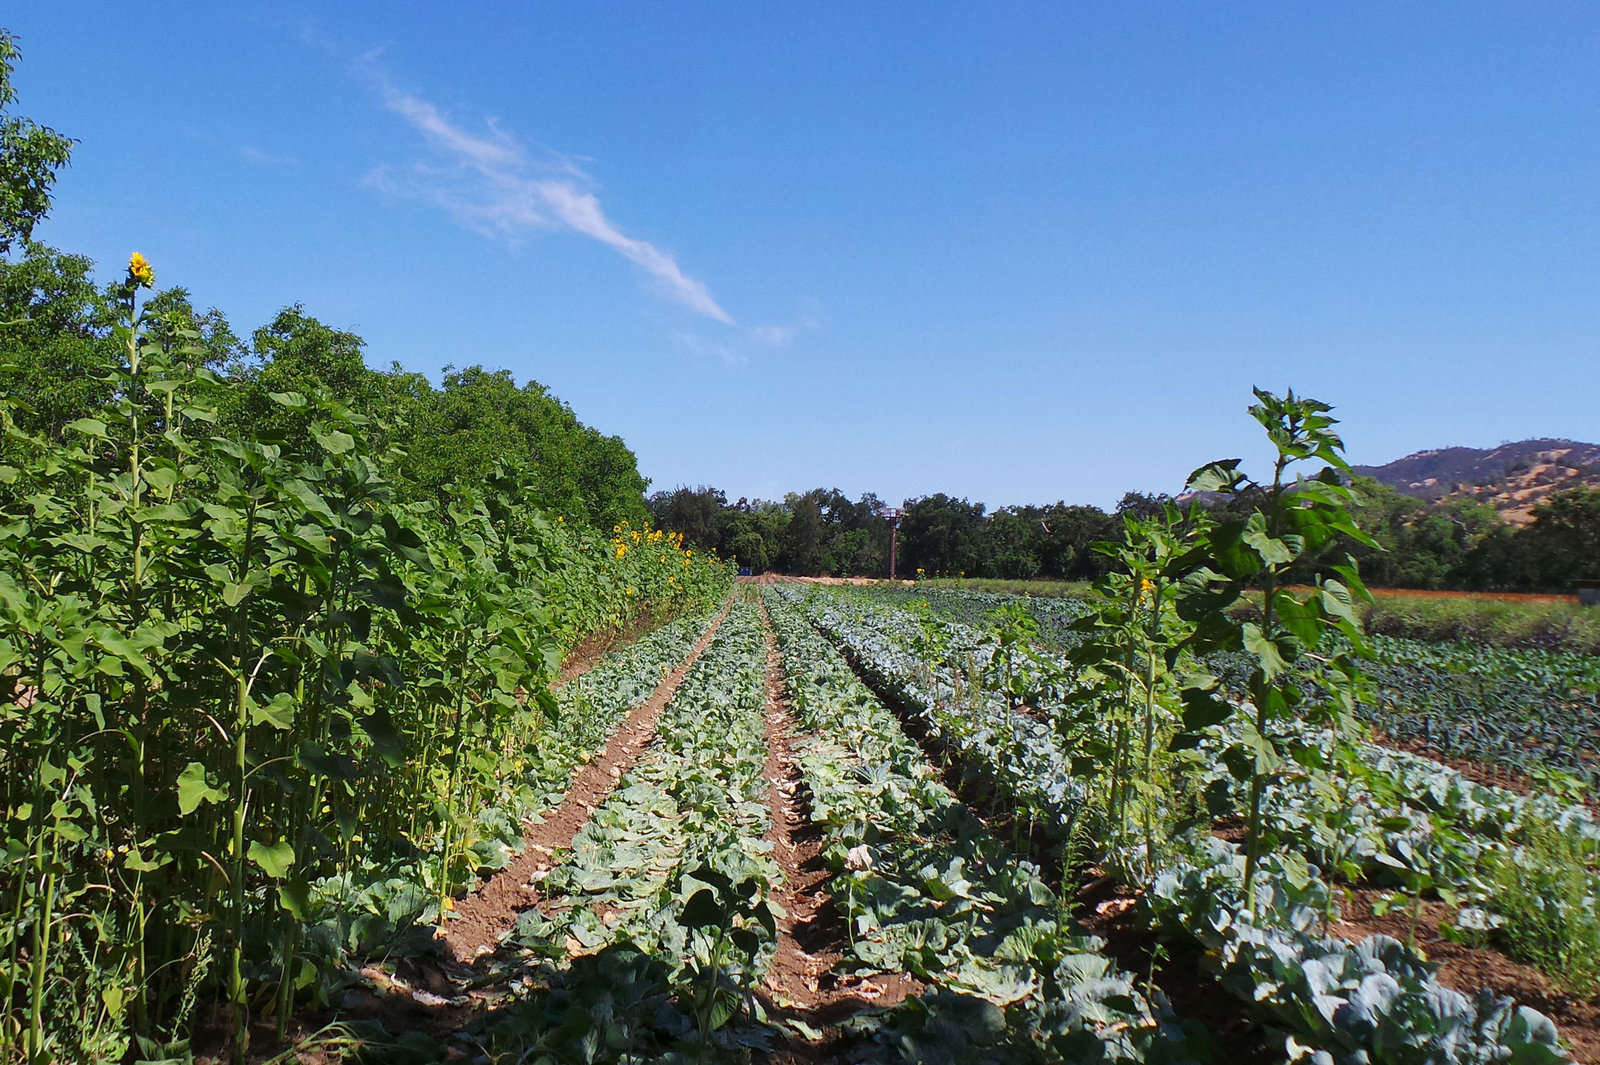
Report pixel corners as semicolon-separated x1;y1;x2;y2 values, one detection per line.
0;276;731;1060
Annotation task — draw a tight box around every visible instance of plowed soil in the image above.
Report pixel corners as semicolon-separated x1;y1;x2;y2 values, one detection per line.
755;604;924;1060
442;599;733;962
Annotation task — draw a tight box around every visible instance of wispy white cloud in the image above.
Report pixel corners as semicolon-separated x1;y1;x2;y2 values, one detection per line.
364;75;733;324
239;145;299;167
675;332;747;367
750;324;797;347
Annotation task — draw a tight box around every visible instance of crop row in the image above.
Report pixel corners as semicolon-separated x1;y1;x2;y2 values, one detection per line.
521;607;720;814
886;585;1600;788
460;600;785;1061
764;591;1197;1062
783;588;1086;829
786;585;1575;1064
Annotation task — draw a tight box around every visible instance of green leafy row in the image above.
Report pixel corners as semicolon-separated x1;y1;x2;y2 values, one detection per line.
460;600;784;1063
788;584;1577;1063
765;591;1199;1063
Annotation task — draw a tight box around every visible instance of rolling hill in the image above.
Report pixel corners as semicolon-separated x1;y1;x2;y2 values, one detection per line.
1351;438;1600;524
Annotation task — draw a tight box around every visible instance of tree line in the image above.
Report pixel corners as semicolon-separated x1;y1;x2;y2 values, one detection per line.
647;480;1600;593
3;257;653;532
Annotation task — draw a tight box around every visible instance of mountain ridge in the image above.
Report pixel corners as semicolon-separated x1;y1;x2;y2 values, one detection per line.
1351;437;1600;524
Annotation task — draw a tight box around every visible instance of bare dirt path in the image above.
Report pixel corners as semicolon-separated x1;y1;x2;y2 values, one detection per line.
753;602;921;1060
553;606;666;689
442;597;734;963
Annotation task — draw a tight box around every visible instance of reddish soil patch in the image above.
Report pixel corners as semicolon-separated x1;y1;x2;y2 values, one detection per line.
554;606;668;688
1367;588;1578;605
739;574;913;588
441;598;733;962
755;605;924;1057
1332;887;1600;1063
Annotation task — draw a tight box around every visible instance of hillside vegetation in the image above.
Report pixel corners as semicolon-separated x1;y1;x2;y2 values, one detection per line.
1353;438;1600;524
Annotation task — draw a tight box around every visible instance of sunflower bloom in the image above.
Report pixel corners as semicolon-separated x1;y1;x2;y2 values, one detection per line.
127;252;154;289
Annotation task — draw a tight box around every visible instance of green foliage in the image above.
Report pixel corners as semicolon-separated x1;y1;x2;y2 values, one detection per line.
0;32;73;255
0;273;730;1059
1179;388;1375;911
1062;503;1215;881
0;241;118;440
1484;817;1600;994
1363;593;1600;655
399;365;650;530
900;494;986;578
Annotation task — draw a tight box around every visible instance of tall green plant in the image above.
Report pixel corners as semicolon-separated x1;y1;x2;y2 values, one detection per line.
1175;388;1375;912
0;249;723;1059
1062;503;1211;880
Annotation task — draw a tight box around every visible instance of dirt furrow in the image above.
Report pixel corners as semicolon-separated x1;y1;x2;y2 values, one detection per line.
754;603;921;1057
442;597;734;963
552;605;667;689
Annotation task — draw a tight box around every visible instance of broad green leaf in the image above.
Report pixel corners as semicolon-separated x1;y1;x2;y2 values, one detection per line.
65;417;108;438
250;692;297;730
312;428;356;455
1241;623;1289;682
176;762;226;815
278;879;312;920
248;838;296;879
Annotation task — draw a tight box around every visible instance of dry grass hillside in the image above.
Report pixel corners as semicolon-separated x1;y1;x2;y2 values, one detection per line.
1352;438;1600;525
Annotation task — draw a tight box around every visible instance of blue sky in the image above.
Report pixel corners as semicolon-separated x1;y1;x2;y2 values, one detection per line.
8;4;1599;509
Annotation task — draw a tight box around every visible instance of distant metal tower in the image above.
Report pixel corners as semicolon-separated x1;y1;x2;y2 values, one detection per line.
885;507;905;579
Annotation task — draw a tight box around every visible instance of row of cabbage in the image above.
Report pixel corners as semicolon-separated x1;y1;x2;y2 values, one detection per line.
450;600;786;1062
894;586;1600;789
521;606;722;814
764;591;1200;1062
786;585;1575;1064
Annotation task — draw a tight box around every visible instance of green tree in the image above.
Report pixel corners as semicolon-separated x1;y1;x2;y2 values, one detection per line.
402;365;647;528
1520;487;1600;589
982;509;1041;579
901;493;986;576
0;30;74;254
647;485;728;552
778;491;827;575
0;241;117;439
723;498;788;573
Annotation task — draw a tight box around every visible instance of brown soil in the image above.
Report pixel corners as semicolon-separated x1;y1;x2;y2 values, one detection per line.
754;603;924;1059
1366;587;1579;605
554;606;668;688
739;574;914;588
442;598;734;962
1331;886;1600;1063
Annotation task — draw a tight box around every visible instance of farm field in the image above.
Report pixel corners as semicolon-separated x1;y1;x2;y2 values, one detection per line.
302;582;1597;1063
873;585;1600;792
8;9;1600;1063
7;378;1600;1064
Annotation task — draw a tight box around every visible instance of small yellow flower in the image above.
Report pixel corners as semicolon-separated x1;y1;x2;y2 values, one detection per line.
127;252;154;288
626;587;636;596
